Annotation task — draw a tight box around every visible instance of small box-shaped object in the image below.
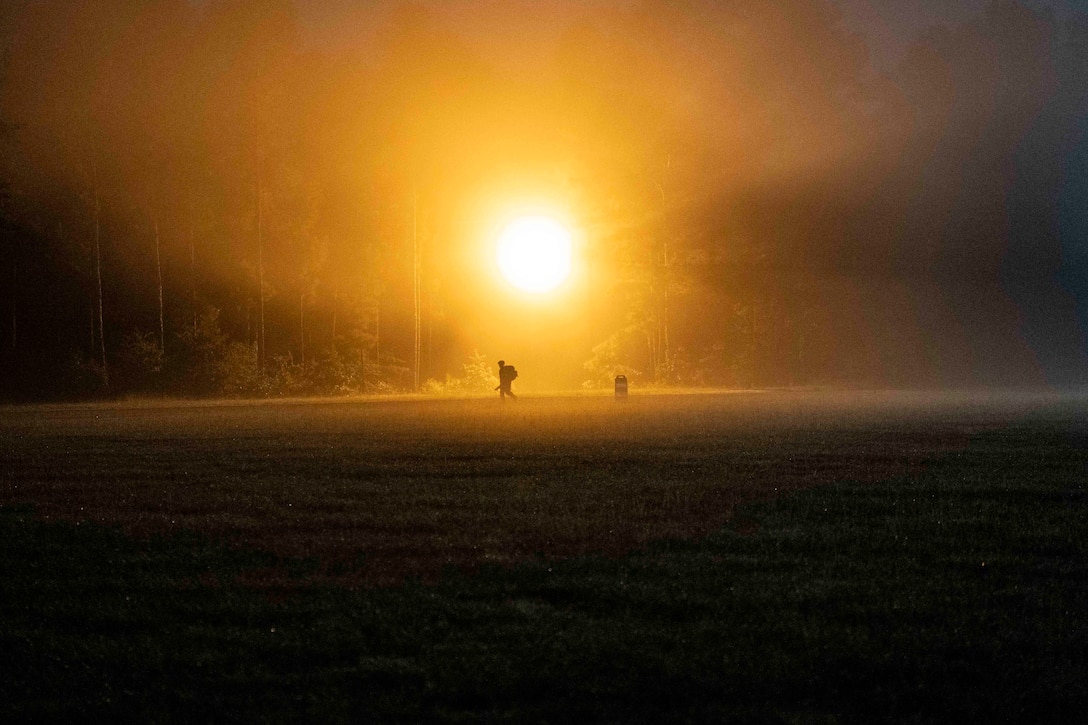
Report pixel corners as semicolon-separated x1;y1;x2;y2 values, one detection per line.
614;374;628;398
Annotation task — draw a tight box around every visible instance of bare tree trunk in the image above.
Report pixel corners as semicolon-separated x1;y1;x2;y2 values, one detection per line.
749;302;757;389
330;284;337;342
647;332;652;375
155;217;164;352
657;232;665;367
256;162;266;369
412;184;421;392
93;161;108;387
10;256;15;353
189;202;196;335
299;289;305;365
656;168;670;380
365;302;381;395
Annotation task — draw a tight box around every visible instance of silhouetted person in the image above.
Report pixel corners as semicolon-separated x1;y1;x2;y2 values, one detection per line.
496;359;518;401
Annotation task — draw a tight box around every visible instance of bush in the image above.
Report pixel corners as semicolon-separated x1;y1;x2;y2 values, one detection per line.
62;352;109;398
311;347;363;395
115;331;164;395
218;342;267;397
423;350;496;395
583;334;642;389
170;306;228;397
458;350;497;393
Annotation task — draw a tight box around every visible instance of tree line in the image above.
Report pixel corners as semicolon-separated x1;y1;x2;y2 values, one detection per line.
2;1;1086;401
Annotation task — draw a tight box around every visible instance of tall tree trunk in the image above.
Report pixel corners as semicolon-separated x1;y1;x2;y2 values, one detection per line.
662;234;669;367
93;161;108;387
155;217;164;352
189;202;196;335
10;256;15;353
364;302;381;395
749;302;757;389
412;184;421;392
299;289;305;365
256;162;266;369
330;284;337;342
656;171;670;380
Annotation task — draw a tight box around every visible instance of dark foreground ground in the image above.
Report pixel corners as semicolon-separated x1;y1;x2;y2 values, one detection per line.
2;389;1087;722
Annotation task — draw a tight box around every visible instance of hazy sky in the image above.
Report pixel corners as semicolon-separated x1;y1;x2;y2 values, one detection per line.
283;0;1088;385
292;0;1087;66
843;0;1088;74
4;0;1088;394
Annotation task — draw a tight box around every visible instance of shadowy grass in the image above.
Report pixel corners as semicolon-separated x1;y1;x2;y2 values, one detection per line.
2;391;956;584
3;390;1088;721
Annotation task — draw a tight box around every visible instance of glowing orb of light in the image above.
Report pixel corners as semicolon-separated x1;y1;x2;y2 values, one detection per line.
495;215;573;294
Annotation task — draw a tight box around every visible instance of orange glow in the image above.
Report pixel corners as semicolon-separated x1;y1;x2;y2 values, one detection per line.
495;215;573;294
7;1;1055;396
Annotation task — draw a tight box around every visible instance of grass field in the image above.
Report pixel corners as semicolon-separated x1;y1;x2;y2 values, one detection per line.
3;389;1088;721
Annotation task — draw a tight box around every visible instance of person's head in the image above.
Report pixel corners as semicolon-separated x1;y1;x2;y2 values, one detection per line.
497;360;505;367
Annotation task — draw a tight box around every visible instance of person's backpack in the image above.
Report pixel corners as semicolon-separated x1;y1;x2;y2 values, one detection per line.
504;364;518;381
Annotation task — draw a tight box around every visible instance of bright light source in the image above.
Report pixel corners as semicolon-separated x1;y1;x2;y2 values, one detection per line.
495;215;573;294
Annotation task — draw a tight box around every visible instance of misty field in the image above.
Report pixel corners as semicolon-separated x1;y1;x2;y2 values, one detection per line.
3;389;1088;722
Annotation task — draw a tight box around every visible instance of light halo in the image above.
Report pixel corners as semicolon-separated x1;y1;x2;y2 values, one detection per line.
495;214;573;294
